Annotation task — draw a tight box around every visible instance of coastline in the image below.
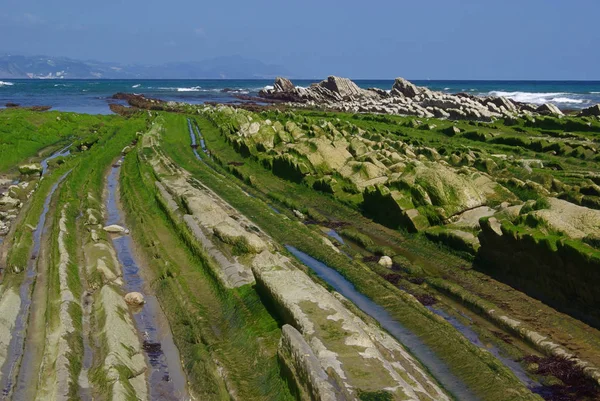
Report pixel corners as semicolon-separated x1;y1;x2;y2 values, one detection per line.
1;78;600;115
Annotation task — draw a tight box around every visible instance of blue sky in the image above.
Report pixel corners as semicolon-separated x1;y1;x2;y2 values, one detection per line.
1;0;598;79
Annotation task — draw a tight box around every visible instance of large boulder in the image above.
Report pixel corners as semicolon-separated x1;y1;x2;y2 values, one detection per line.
320;76;364;99
259;77;305;102
391;77;421;98
536;103;563;116
489;96;518;113
274;77;295;92
579;104;600;117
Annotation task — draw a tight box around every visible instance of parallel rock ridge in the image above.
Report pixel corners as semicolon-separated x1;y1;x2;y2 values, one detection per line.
260;76;600;121
144;117;451;400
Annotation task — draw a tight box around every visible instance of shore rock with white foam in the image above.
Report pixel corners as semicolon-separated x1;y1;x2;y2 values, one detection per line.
259;75;586;121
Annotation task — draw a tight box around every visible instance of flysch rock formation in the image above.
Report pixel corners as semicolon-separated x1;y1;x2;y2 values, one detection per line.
0;286;21;378
253;250;450;401
259;76;573;121
212;105;516;241
36;206;77;400
144;117;451;400
144;122;257;288
478;196;600;330
83;196;148;400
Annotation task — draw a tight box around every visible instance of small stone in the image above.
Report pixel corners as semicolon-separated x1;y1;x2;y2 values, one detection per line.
378;256;393;268
293;210;305;220
124;292;145;306
103;224;129;234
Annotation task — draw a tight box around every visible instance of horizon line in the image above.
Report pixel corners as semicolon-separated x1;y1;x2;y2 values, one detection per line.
2;77;600;82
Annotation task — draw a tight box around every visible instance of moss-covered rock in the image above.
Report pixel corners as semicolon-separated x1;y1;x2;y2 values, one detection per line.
18;163;42;175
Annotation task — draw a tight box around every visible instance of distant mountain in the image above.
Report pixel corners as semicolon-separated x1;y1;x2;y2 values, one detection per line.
0;54;290;79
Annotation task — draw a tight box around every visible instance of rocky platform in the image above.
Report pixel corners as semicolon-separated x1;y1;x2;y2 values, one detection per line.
143;117;453;400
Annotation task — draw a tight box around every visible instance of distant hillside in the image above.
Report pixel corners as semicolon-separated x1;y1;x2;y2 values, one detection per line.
0;54;290;79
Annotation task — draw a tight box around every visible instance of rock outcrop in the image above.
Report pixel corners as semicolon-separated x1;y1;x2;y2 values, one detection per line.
477;199;600;329
536;103;563;116
259;75;569;121
212;106;516;232
253;250;450;401
18;163;43;176
260;76;381;104
391;77;421;98
0;178;36;237
579;104;600;117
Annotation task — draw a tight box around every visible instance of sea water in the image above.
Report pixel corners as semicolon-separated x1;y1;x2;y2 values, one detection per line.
1;78;599;114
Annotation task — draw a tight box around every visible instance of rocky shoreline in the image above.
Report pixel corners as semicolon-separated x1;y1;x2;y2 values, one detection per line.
259;76;600;121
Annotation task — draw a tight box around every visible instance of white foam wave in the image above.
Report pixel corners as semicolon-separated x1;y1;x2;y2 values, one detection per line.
263;85;274;90
490;90;575;105
591;92;600;94
0;81;14;86
132;84;141;88
177;86;202;92
551;97;585;104
443;87;450;91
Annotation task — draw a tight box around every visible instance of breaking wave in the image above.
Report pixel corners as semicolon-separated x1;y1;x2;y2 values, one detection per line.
176;86;202;92
551;97;585;104
0;81;14;87
489;90;586;105
132;84;141;88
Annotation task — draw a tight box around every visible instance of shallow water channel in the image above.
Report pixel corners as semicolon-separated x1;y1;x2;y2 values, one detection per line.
106;162;188;400
285;245;481;401
0;171;71;399
326;229;345;244
40;144;71;175
187;118;210;161
426;306;538;388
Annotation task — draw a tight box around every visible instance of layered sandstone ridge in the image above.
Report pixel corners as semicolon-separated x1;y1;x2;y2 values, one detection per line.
143;117;450;400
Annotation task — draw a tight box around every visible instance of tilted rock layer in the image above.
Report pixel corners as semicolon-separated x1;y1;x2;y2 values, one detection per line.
260;75;579;121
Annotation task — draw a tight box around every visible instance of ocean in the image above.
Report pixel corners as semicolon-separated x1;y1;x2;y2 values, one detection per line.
1;79;599;115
